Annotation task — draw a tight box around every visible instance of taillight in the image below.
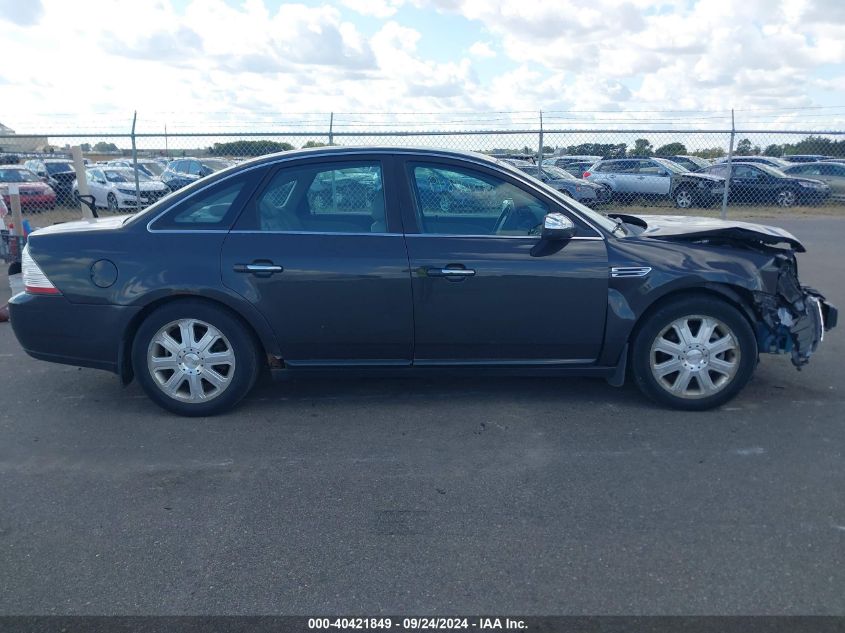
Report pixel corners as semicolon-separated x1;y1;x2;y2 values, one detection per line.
22;245;61;295
583;171;591;178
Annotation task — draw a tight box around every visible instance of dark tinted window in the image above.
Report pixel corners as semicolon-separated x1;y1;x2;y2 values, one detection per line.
819;164;845;176
150;171;259;231
597;160;637;173
409;163;548;236
247;161;386;234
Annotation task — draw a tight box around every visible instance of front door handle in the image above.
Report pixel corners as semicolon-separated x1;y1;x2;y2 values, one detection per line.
425;267;476;278
233;262;284;275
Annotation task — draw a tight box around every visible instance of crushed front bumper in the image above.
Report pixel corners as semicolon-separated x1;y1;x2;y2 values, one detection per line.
755;284;837;368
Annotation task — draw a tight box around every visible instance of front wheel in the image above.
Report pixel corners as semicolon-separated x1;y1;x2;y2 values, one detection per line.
674;186;694;209
776;188;797;208
132;300;260;416
631;297;757;410
107;193;119;213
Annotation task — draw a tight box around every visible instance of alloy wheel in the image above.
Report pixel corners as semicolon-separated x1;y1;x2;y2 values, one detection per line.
649;315;740;399
147;319;236;403
675;188;693;209
777;189;796;207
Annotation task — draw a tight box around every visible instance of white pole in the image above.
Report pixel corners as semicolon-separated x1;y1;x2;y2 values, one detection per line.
9;183;23;238
70;145;93;220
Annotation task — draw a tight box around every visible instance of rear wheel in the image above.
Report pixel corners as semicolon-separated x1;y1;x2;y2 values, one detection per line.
631;297;757;410
132;300;260;416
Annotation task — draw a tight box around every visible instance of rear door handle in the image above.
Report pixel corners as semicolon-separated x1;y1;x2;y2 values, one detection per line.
233;262;284;275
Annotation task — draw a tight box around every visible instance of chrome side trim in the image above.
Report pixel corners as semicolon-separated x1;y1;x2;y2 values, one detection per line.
611;266;652;278
413;358;596;366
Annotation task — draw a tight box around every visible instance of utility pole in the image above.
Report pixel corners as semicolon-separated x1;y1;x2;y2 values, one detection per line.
720;108;735;220
131;111;141;211
329;112;334;146
537;110;544;168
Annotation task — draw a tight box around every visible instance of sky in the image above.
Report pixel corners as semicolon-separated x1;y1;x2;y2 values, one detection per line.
1;0;844;135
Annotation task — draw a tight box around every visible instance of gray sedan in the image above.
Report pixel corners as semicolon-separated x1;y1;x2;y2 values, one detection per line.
518;163;610;205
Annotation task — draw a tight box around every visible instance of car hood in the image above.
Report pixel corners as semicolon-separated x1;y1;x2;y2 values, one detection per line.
111;181;168;191
680;173;724;183
608;213;806;252
549;178;601;189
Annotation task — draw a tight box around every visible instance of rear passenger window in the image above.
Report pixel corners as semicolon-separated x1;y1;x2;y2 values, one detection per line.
244;161;387;234
149;172;259;231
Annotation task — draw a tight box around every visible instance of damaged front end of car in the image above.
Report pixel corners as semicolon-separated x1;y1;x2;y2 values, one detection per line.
753;252;838;368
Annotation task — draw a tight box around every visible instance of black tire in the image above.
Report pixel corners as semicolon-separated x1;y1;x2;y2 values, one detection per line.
631;296;757;411
132;299;261;416
107;193;119;213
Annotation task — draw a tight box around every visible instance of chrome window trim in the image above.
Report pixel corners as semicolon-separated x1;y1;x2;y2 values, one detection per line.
228;230;404;237
405;233;604;241
144;148;608;238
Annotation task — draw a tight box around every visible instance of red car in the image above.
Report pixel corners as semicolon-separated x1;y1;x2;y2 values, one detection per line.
0;165;57;212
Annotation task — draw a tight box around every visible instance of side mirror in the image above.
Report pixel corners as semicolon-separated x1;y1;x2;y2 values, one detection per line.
541;212;575;241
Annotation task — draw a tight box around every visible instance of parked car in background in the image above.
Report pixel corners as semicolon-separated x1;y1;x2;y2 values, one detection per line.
161;158;233;191
546;155;604;168
516;162;609;205
107;160;165;179
23;158;77;205
700;162;830;207
713;156;790;170
558;160;595;179
783;162;845;199
658;155;711;171
9;146;836;416
0;165;56;212
781;155;832;163
584;157;725;208
73;167;170;212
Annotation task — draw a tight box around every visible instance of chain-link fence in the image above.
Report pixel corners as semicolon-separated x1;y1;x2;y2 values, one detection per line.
2;122;845;222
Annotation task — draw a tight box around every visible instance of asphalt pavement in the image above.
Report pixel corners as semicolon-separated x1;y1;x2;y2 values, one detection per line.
0;216;843;615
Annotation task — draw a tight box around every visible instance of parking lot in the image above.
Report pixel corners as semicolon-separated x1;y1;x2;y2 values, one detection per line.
0;215;843;615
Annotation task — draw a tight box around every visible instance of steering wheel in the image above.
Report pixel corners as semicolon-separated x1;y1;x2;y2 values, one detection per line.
493;198;515;234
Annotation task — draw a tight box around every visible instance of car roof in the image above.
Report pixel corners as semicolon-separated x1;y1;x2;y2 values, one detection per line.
0;164;32;169
214;145;505;170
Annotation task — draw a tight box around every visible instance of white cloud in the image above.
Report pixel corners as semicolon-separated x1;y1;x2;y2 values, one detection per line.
341;0;405;18
0;0;844;134
469;41;495;58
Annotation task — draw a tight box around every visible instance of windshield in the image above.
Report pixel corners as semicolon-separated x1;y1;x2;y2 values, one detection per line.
751;163;788;178
103;169;151;183
140;162;164;176
496;158;618;234
45;162;73;174
538;164;576;180
0;169;40;183
652;157;688;174
203;159;231;171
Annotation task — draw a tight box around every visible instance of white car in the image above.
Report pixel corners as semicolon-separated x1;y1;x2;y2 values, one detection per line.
73;167;170;212
107;159;165;179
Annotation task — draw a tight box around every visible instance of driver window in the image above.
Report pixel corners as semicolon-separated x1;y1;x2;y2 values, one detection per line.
409;164;548;236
